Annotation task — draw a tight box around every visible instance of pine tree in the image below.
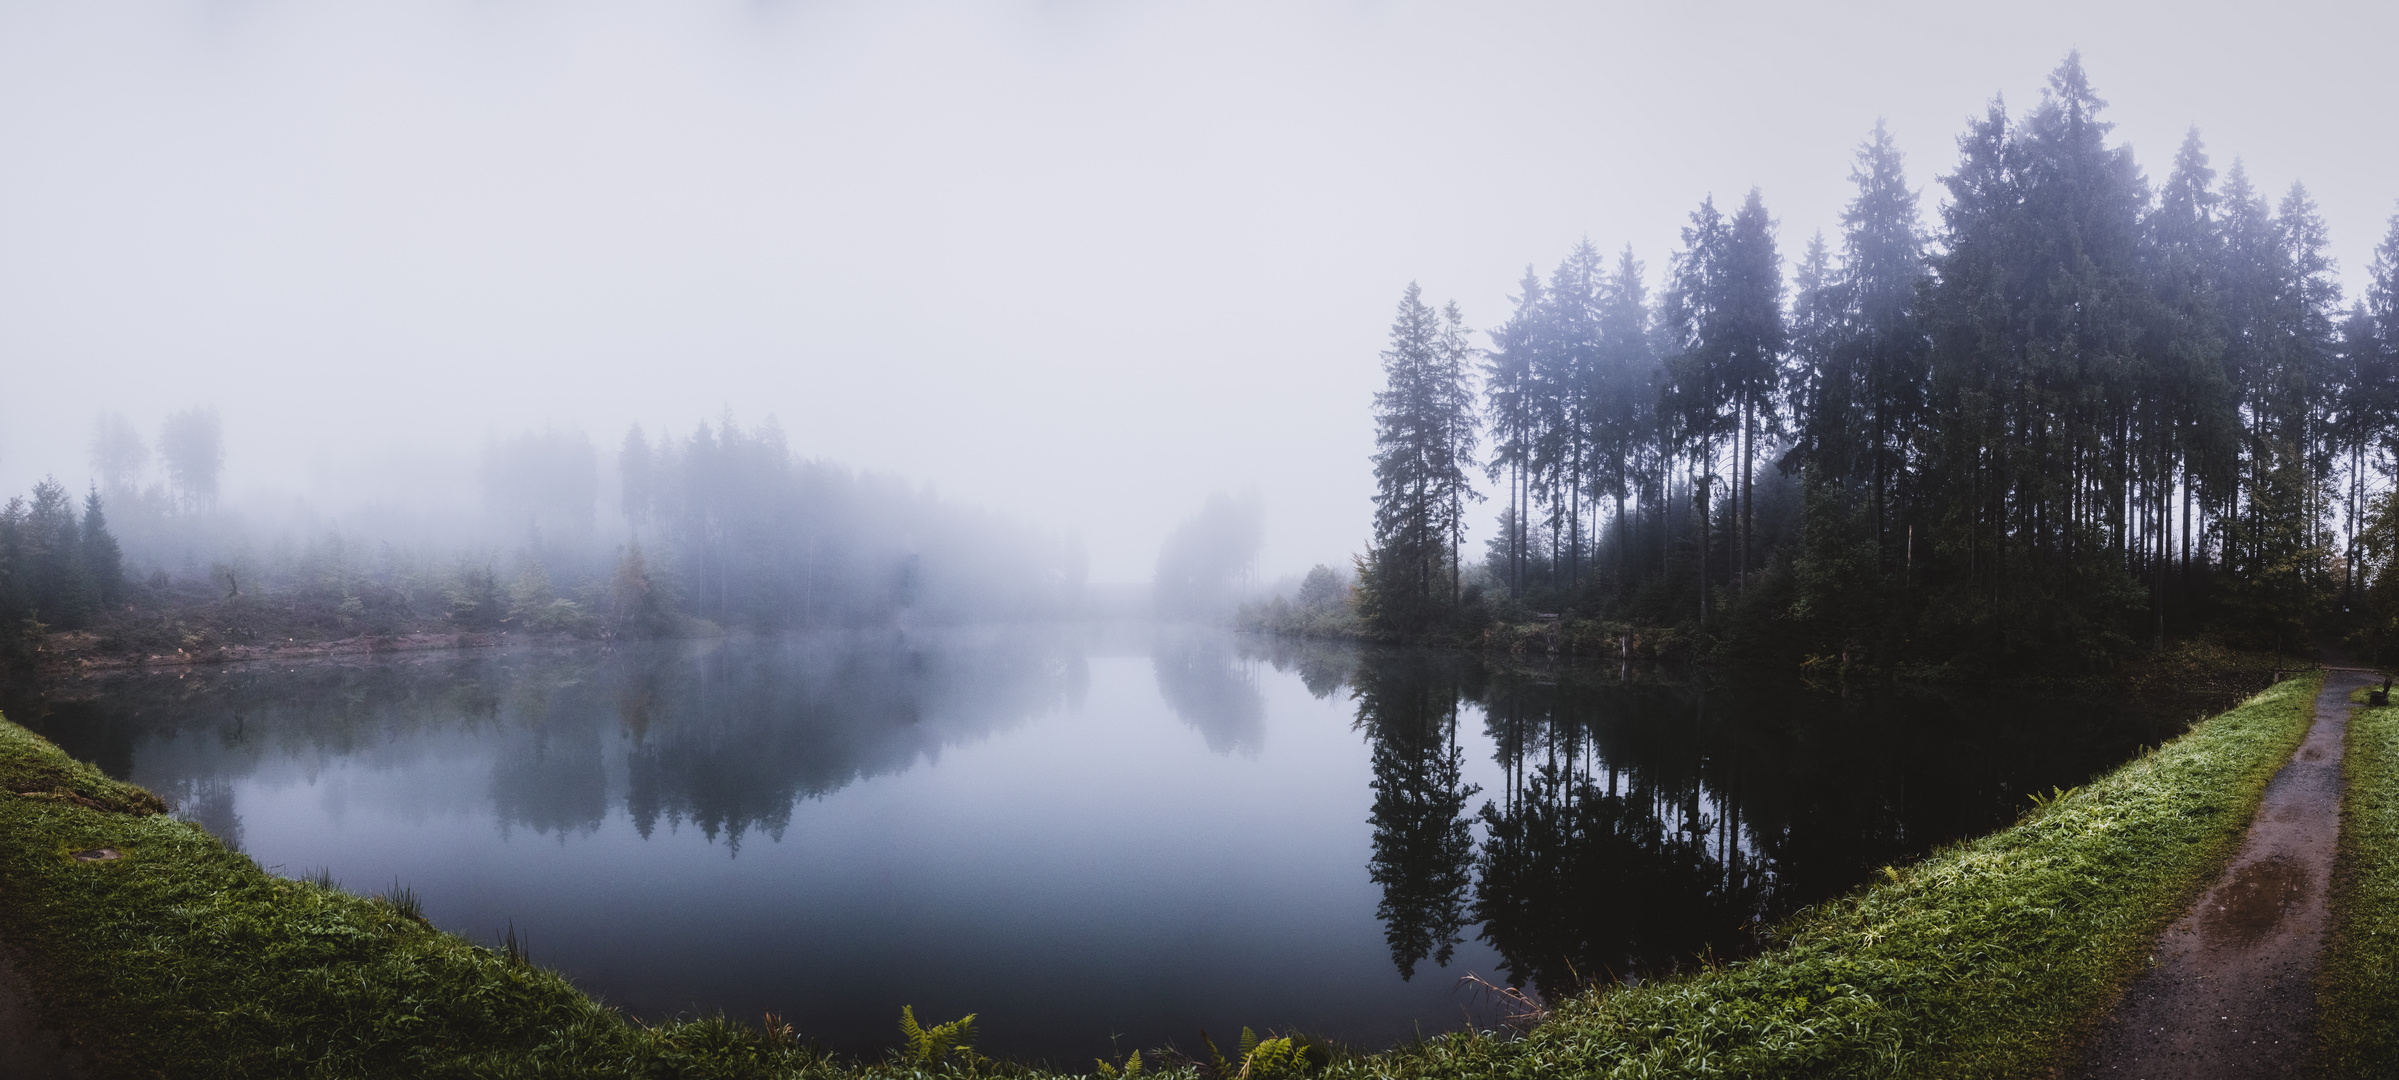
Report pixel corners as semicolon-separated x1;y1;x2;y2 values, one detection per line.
1786;232;1849;476
1364;283;1481;636
1838;122;1927;558
1661;197;1732;623
80;486;124;608
1719;188;1787;593
1591;246;1656;593
1484;269;1545;596
2145;128;2237;598
1537;242;1604;591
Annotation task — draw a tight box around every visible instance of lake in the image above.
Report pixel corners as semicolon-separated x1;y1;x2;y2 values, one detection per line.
11;627;2210;1064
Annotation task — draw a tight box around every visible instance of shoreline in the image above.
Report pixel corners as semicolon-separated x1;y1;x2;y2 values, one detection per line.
0;671;2346;1077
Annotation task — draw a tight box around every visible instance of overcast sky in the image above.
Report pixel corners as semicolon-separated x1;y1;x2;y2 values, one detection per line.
2;0;2393;581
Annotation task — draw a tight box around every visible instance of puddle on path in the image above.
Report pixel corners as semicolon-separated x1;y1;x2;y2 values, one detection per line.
2200;856;2309;948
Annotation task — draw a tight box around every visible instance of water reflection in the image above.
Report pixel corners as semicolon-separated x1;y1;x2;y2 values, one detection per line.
1353;655;1477;981
1152;627;1267;756
1251;639;2211;996
7;629;2219;1060
28;630;1091;856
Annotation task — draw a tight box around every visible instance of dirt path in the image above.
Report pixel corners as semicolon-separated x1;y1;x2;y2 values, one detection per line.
2070;670;2372;1079
0;935;90;1079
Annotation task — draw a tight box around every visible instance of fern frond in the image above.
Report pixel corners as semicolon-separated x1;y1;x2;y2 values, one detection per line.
900;1005;929;1062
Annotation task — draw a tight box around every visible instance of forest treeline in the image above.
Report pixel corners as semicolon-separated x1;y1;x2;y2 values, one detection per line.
1353;55;2399;671
0;480;128;653
0;414;1083;667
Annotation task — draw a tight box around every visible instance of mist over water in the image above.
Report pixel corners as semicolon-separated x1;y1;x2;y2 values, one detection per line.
3;2;2392;581
12;632;2223;1061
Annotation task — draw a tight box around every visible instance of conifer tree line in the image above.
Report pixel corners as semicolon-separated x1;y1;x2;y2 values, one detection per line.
0;479;128;658
0;411;1082;668
1363;55;2399;665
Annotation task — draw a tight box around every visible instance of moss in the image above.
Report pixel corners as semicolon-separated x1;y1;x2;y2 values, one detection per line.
2319;689;2399;1077
0;678;2323;1078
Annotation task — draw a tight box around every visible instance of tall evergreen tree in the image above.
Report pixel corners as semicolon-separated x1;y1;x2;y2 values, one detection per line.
1786;232;1849;480
1484;269;1545;596
1719;189;1788;592
1838;122;1927;557
1661;197;1733;622
2144;128;2237;597
1591;246;1656;591
1538;242;1606;589
1364;283;1481;636
80;486;124;608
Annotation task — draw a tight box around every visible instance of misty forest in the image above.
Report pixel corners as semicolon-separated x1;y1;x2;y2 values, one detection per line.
5;30;2399;1080
1337;56;2399;674
0;414;1086;665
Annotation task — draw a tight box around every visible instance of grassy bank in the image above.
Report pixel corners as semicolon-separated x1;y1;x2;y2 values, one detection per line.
1;677;2320;1079
0;716;833;1079
2320;683;2399;1078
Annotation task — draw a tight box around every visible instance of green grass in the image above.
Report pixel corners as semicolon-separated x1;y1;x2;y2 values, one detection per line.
2319;683;2399;1078
0;678;2323;1079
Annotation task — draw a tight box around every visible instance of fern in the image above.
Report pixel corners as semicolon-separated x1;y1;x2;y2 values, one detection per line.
1199;1028;1326;1080
898;1005;979;1066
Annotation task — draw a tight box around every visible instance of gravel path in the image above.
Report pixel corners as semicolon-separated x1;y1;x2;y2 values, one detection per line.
2070;670;2371;1080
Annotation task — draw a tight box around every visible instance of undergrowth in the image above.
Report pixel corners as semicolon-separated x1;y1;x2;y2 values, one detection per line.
2319;683;2399;1077
0;677;2320;1078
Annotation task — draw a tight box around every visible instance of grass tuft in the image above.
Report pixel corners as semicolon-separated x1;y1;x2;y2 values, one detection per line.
379;879;425;923
2319;685;2399;1077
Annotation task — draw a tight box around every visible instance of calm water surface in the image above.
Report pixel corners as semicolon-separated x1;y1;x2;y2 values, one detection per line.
19;627;2211;1063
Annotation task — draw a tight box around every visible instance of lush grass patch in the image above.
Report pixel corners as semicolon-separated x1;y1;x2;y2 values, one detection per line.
0;679;2319;1079
2320;684;2399;1078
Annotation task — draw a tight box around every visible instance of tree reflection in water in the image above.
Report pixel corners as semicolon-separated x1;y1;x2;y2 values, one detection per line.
24;630;1090;857
1351;653;1477;981
1471;699;1767;991
1151;627;1267;757
1250;636;2206;999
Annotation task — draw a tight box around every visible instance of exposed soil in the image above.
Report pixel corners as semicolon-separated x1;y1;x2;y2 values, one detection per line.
2069;669;2373;1079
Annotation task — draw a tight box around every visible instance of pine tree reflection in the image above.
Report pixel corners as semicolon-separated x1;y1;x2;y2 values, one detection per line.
1466;676;1777;991
1349;652;1778;993
1352;654;1478;981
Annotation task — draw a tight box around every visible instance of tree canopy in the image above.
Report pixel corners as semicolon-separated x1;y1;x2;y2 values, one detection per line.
1362;53;2399;667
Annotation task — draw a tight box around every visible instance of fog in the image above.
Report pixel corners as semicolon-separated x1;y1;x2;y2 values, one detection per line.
2;0;2393;582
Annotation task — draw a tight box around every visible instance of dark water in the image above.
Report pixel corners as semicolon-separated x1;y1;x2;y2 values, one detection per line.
11;628;2216;1063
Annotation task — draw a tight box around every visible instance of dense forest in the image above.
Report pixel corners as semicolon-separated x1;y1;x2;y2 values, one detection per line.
0;414;1084;669
1356;55;2399;671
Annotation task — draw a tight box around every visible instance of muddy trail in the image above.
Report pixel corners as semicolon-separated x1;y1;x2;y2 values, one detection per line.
2070;669;2374;1079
